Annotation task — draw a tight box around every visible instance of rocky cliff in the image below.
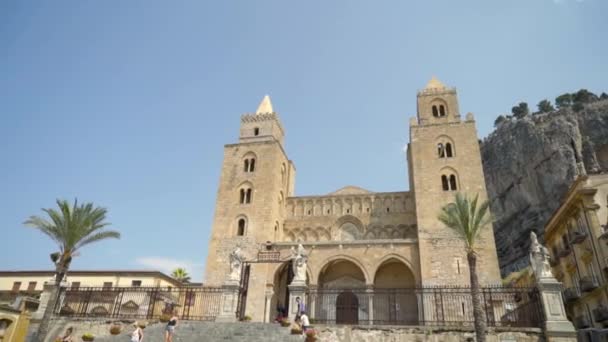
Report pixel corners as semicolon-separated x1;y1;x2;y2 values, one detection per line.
481;100;608;277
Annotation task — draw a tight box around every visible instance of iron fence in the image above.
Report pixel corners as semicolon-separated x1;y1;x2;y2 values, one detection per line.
306;286;543;328
54;286;223;321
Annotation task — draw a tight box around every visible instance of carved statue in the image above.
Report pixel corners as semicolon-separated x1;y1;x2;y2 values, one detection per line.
290;244;308;284
228;247;245;282
529;231;554;280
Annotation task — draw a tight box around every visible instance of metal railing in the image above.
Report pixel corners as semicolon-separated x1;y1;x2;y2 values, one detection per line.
306;286;543;328
54;286;223;321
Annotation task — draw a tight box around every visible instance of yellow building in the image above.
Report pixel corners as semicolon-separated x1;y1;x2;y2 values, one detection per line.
0;270;182;306
544;173;608;329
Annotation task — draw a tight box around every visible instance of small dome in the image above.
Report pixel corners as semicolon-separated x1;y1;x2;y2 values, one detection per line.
425;76;445;90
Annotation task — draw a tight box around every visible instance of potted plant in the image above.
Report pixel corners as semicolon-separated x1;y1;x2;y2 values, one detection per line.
280;318;291;327
241;315;252;322
290;327;302;335
159;313;171;323
305;329;318;342
81;333;95;341
109;323;122;335
137;321;147;329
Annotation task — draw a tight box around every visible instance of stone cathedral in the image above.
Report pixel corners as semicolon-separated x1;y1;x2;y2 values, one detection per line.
204;78;502;322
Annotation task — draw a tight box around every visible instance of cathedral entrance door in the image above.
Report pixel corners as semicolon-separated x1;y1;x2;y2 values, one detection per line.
336;291;358;324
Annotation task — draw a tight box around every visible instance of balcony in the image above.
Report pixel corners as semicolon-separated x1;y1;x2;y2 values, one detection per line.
570;231;588;244
558;247;572;258
580;276;600;293
574;315;592;329
593;306;608;323
563;287;581;303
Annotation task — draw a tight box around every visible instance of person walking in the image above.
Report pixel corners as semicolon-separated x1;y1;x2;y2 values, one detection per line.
130;323;144;342
164;315;178;342
295;296;306;320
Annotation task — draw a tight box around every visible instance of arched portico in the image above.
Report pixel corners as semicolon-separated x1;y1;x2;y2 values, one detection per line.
270;261;311;321
372;258;419;324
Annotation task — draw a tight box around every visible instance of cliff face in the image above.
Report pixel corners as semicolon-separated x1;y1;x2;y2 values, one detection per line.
481;100;608;277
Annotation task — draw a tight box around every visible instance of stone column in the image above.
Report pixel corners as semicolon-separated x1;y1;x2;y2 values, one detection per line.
287;284;307;320
264;287;274;323
216;280;240;322
366;285;374;325
536;277;576;341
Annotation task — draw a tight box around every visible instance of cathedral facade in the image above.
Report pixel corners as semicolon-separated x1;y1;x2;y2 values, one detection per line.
204;78;502;322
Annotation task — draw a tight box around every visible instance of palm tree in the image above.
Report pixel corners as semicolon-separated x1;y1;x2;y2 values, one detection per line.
171;268;191;283
437;193;492;342
24;199;120;342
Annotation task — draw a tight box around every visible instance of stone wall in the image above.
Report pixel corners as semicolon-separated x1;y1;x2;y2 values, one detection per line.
315;325;543;342
481;100;608;277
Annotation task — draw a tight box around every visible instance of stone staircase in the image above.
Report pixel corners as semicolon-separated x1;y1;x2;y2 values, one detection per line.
95;321;304;342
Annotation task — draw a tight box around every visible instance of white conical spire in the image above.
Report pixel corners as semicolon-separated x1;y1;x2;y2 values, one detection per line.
256;95;273;114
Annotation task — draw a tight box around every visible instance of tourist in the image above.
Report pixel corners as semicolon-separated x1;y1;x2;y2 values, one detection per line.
59;327;74;342
295;296;306;320
164;314;178;342
131;323;144;342
299;311;310;334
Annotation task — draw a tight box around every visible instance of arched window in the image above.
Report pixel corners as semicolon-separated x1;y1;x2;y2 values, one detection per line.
439;105;446;116
449;175;457;190
243;157;256;172
239;187;252;204
445;143;453;158
281;163;286;184
254;127;260;136
437;143;445;158
237;218;246;236
442;174;458;191
432;105;439;117
246;189;252;203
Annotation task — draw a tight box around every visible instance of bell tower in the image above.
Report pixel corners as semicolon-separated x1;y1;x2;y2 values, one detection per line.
408;78;501;285
204;95;295;320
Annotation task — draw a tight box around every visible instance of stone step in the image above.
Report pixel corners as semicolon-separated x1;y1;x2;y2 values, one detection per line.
95;322;304;342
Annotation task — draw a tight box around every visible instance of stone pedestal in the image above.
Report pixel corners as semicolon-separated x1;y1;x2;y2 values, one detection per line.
216;280;241;322
536;277;576;341
287;283;307;320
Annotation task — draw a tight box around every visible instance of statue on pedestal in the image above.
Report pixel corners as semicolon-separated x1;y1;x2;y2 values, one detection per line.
290;244;308;285
228;247;245;282
529;231;554;280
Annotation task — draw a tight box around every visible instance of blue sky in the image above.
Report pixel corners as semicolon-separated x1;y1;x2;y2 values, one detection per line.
1;1;606;282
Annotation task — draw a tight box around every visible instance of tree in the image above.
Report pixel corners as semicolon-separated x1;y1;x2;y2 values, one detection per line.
494;115;506;127
600;92;608;100
573;89;598;104
171;268;191;283
537;99;555;113
511;102;529;119
438;193;492;342
555;93;573;109
24;199;120;342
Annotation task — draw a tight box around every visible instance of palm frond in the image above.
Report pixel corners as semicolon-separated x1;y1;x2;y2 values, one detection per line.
437;193;492;252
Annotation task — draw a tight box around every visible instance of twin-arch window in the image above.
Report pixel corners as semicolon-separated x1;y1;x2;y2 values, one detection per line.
239;188;252;204
441;175;458;191
437;143;453;158
243;158;255;172
432;105;446;117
